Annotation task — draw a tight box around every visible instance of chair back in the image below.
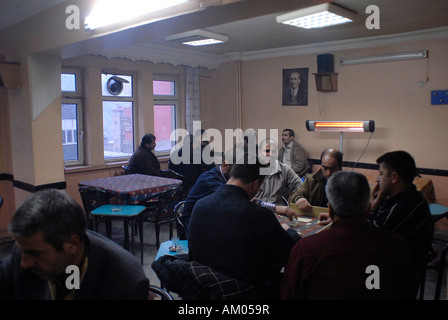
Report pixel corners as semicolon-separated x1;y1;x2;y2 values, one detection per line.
122;165;132;175
78;187;113;229
160;169;193;199
175;200;186;239
155;186;183;224
148;285;174;300
307;158;314;174
161;168;187;180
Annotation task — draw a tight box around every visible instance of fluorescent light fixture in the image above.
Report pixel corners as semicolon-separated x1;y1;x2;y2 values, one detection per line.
306;120;375;133
165;29;229;46
85;0;189;30
276;3;356;29
340;50;428;66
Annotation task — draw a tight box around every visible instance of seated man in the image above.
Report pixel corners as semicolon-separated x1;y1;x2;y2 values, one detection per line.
255;138;302;206
188;153;300;299
169;134;215;190
128;133;161;176
180;159;230;238
0;189;149;300
317;151;432;297
281;171;413;300
278;129;310;176
288;148;343;210
181;146;296;238
369;150;432;296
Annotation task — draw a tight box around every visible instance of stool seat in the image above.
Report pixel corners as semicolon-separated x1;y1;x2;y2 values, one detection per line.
91;204;146;264
429;203;448;220
155;240;189;261
91;204;146;217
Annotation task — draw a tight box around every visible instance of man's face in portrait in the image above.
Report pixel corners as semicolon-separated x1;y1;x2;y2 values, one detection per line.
289;72;301;89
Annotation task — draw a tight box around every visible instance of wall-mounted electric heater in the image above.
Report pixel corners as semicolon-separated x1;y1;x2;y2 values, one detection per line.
306;120;375;152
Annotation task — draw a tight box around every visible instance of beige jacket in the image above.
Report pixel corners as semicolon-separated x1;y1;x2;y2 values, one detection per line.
278;140;310;177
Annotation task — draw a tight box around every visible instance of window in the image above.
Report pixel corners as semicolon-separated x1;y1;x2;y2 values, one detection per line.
61;73;77;92
154;104;176;152
153;77;178;153
61;69;83;165
102;73;134;160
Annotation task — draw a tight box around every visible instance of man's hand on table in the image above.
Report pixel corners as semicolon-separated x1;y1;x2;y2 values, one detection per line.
274;205;297;221
295;198;312;211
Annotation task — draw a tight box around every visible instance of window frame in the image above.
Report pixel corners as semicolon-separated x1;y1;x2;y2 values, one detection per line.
101;71;136;162
61;68;84;166
153;75;180;156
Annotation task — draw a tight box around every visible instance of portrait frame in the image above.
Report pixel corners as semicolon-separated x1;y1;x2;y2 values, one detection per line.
282;68;309;106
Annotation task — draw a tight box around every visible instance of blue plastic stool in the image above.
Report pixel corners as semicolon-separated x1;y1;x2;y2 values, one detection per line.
429;203;448;222
91;204;146;264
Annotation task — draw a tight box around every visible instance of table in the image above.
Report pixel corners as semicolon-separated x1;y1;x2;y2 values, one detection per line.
361;172;436;203
91;204;146;263
155;213;331;260
278;212;331;238
79;174;182;263
277;204;331;237
155;240;189;260
78;174;182;204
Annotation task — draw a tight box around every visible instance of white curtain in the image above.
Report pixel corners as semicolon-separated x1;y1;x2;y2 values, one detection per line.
185;66;201;133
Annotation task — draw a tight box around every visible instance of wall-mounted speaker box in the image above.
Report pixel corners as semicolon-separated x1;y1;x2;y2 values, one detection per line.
314;72;338;92
317;54;334;73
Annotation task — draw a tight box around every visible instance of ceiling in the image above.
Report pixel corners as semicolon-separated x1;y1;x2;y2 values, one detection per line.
1;0;448;67
0;0;67;30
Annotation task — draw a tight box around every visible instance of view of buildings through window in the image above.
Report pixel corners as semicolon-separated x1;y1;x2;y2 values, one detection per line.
153;79;177;153
61;72;179;165
61;103;78;161
103;101;133;157
102;74;134;159
61;72;82;163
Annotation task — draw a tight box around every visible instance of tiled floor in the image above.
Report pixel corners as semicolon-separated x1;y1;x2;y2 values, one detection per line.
0;220;446;300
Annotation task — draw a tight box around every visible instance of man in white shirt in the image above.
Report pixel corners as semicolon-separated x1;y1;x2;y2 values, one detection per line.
278;129;311;177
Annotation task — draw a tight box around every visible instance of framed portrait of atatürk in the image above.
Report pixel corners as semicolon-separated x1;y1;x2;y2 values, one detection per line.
282;68;308;106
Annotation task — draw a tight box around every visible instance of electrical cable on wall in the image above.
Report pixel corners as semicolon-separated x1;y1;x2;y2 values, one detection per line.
351;131;374;170
318;92;326;120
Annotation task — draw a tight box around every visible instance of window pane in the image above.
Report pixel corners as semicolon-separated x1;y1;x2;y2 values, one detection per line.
103;101;134;159
154;105;176;152
61;103;78;161
61;73;76;92
102;74;133;97
153;80;175;96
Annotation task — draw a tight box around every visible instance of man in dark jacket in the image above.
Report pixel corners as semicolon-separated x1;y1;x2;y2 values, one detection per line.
369;150;432;297
182;147;297;238
128;133;161;176
288;148;343;210
169;134;215;190
188;154;300;299
0;189;149;300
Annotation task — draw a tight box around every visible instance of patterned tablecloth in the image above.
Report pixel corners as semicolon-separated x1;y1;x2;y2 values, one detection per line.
79;174;182;204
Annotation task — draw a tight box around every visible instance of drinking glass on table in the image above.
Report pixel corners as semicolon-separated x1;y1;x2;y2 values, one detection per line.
171;236;180;250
